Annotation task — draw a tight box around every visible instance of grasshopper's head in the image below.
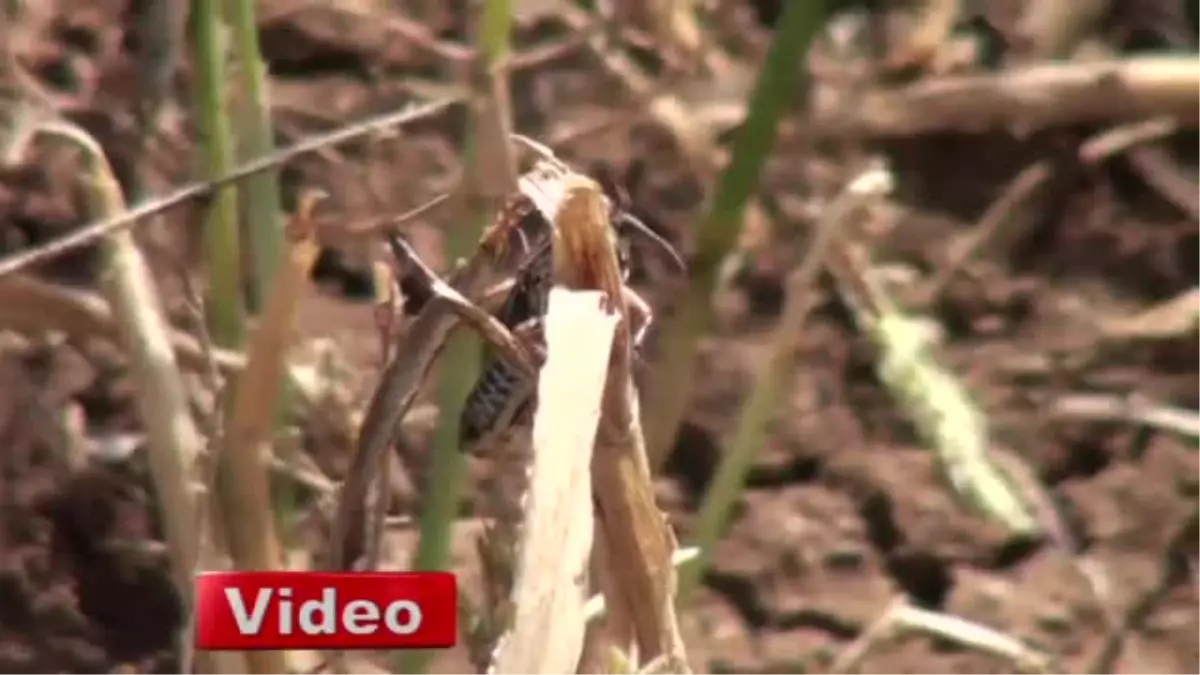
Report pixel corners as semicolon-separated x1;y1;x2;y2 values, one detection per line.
595;172;686;279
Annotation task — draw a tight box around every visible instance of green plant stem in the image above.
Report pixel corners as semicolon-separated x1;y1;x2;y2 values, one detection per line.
677;161;876;605
223;0;285;312
192;0;244;347
400;2;512;673
669;0;828;602
479;0;511;61
408;0;512;581
643;0;826;463
222;0;298;539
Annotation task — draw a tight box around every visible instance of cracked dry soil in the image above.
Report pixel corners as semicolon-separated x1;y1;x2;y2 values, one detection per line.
1;0;1197;672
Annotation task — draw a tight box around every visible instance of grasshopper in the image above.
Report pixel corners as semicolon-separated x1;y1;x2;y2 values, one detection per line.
459;178;684;450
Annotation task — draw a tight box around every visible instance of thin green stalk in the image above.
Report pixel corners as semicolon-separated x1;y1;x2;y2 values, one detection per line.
223;0;285;312
479;0;511;61
401;2;513;673
676;165;885;604
642;0;826;463
409;0;512;580
222;0;298;538
192;0;244;347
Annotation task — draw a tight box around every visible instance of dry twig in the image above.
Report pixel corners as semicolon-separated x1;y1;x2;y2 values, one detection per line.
324;202;534;571
0;98;462;279
831;597;1056;674
1052;392;1200;440
811;56;1199;137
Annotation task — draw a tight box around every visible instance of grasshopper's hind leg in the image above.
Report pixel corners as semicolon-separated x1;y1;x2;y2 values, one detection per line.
622;286;654;348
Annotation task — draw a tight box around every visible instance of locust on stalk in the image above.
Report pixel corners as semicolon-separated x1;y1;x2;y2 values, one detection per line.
458;154;685;453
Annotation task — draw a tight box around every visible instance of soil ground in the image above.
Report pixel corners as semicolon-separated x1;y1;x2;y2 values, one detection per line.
1;1;1197;673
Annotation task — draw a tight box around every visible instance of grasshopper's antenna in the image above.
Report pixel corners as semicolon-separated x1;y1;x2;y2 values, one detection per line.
593;167;687;276
510;133;570;173
615;212;686;275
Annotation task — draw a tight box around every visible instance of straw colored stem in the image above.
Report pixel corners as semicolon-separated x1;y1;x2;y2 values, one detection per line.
832;597;1055;673
13;119;247;674
0;274;215;371
490;286;615;673
215;194;323;673
518;167;691;671
812;56;1200;136
678;165;892;603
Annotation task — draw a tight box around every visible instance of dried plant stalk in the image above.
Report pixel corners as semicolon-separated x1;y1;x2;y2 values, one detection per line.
490;287;617;673
832;597;1055;674
583;548;699;623
0;273;303;379
217;196;320;543
325;228;513;572
1052;392;1200;440
5;118;246;673
812;56;1199;136
210;179;322;675
678;163;894;602
519;167;690;672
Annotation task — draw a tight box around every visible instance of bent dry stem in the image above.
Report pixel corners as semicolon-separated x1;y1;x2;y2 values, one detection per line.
5;118;248;674
679;164;895;603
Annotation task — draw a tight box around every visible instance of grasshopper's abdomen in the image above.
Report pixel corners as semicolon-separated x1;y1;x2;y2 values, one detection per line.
460;359;530;446
459;244;552;449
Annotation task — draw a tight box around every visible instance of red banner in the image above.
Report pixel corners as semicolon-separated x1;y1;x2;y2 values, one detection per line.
194;571;457;650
